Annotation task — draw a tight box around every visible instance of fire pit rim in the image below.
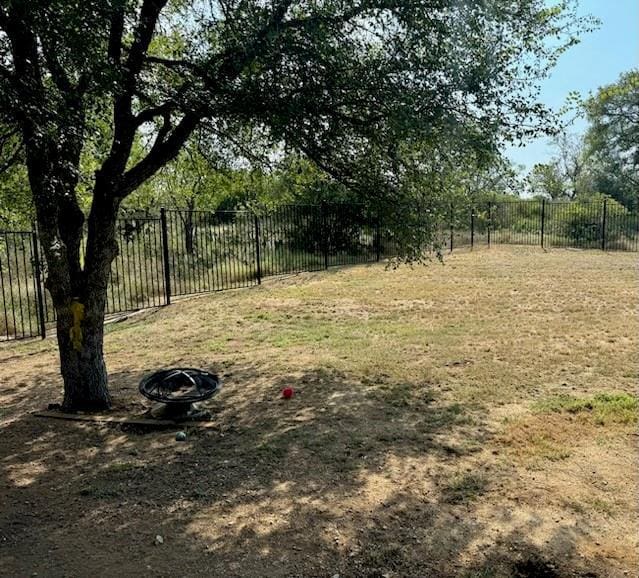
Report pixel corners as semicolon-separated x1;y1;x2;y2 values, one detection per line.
139;367;221;405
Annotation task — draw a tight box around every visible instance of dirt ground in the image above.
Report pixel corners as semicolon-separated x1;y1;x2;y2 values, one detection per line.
0;246;637;578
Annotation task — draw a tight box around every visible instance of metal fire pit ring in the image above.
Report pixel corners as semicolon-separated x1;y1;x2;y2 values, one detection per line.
139;368;221;420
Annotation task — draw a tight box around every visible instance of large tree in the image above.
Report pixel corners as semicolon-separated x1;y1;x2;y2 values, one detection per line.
527;133;589;200
584;69;639;211
0;0;590;410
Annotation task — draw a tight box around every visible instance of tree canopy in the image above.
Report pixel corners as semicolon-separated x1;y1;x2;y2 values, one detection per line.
0;1;591;208
584;69;639;210
524;69;638;209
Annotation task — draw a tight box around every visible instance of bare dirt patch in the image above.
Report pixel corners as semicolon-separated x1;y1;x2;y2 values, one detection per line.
0;246;637;577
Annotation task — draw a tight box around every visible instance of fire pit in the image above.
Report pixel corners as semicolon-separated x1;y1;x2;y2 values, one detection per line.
139;368;221;420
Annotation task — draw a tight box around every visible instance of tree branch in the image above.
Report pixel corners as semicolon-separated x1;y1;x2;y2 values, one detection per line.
202;121;275;168
125;0;170;81
108;0;125;64
106;0;355;200
4;5;43;98
144;55;205;74
134;101;175;127
102;0;170;182
106;0;299;198
40;38;73;94
120;112;201;196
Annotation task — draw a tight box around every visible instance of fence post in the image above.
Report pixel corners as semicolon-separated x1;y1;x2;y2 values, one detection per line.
375;213;381;262
31;229;46;339
321;202;329;269
449;202;454;252
540;198;546;248
254;214;262;284
601;199;607;251
487;202;492;247
160;208;172;305
470;208;474;250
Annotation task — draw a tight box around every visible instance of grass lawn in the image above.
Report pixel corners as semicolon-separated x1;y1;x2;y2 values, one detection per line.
0;246;637;577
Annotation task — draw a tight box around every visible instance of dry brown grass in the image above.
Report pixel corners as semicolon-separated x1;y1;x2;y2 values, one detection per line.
0;246;637;578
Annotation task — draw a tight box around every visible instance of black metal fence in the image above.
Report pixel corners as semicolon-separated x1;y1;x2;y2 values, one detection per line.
0;230;45;340
1;199;637;341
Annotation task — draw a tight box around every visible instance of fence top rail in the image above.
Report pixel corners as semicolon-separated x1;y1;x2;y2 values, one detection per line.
544;199;605;205
485;198;541;203
164;208;252;214
161;203;370;216
0;229;36;235
481;198;619;205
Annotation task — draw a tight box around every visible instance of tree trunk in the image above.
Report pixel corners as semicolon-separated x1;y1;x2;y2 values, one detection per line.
56;299;111;411
185;217;195;254
184;208;195;255
48;225;114;411
41;182;119;412
24;149;113;411
56;190;121;411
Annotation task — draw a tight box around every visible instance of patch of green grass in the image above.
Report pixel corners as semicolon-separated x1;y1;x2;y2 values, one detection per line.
251;311;274;321
205;338;229;352
534;393;638;426
263;319;339;349
528;434;572;462
442;472;487;504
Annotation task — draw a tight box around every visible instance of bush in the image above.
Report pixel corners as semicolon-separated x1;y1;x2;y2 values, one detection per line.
561;203;603;244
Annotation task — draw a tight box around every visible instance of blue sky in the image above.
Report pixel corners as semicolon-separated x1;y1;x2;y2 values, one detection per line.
505;0;638;172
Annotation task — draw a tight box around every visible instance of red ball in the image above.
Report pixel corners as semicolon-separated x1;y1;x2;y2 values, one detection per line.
282;387;294;399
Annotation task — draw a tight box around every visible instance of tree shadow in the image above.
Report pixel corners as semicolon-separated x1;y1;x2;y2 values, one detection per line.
0;363;612;577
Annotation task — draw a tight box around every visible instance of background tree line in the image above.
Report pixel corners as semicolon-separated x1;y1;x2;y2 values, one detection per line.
4;67;636;231
527;69;638;210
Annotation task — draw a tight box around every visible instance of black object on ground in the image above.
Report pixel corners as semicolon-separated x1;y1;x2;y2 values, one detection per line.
139;368;221;420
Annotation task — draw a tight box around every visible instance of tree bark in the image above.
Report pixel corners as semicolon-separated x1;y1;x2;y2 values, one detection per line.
57;184;122;411
43;200;116;411
35;171;119;412
184;209;195;255
56;300;110;411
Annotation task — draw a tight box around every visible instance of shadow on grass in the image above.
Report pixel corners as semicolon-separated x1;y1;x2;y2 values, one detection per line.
0;364;601;577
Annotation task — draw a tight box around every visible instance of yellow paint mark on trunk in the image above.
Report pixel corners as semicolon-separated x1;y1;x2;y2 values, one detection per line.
69;301;85;352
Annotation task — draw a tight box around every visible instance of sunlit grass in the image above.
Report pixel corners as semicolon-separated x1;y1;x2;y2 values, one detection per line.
534;392;638;425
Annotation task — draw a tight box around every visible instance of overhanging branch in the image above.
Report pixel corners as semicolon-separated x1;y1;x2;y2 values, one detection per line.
144;55;205;74
120;112;201;196
134;101;175;127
